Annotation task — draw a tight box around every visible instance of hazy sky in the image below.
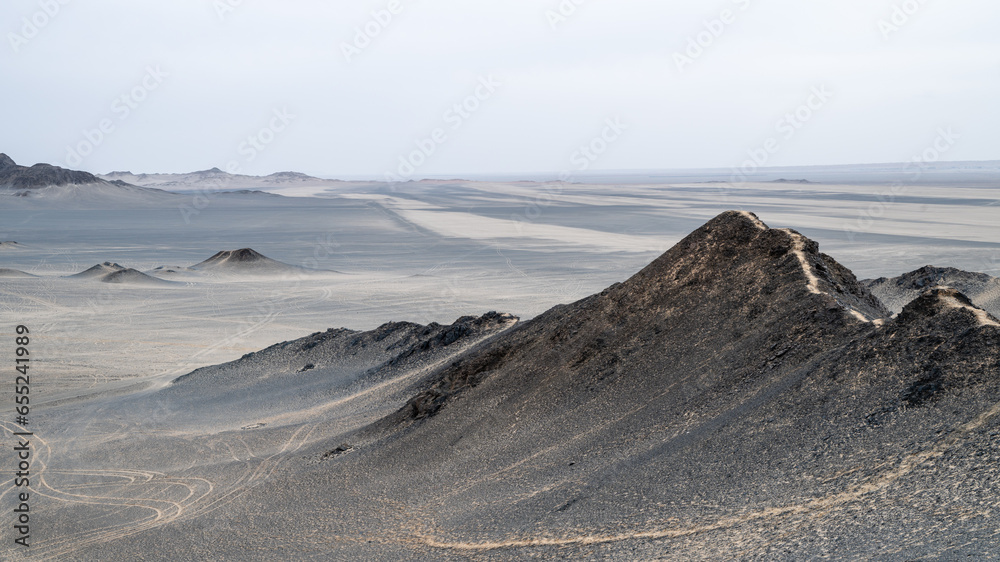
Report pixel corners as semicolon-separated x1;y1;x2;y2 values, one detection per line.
2;1;998;178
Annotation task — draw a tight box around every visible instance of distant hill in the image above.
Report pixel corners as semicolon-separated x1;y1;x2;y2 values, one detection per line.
67;261;127;279
190;248;339;276
68;262;177;285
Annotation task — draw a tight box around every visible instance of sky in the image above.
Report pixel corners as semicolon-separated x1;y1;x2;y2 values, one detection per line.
1;0;999;178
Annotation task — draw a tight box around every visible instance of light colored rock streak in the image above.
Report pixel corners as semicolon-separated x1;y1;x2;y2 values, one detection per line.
779;229;821;295
940;291;1000;327
737;210;768;231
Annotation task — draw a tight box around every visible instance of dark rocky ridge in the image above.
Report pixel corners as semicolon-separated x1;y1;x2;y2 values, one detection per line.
172;311;518;389
164;312;519;428
0;152;104;188
65;211;1000;560
869;264;992;290
314;210;998;559
387;210;890;421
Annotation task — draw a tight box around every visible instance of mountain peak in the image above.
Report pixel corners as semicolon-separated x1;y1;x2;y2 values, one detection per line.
211;248;266;262
619;211;889;324
702;209;769;234
0;153;15;170
191;248;307;275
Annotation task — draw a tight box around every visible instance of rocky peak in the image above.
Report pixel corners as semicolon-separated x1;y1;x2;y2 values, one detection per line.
0;153;15;170
611;210;889;323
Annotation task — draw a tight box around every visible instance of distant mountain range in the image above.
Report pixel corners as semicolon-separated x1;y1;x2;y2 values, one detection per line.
0;153;175;202
100;168;334;190
0;154;318;202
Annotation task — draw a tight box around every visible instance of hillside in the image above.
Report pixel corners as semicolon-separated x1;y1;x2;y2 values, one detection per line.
33;211;1000;560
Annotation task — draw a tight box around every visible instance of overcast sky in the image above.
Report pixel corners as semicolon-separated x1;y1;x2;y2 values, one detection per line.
2;0;998;178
